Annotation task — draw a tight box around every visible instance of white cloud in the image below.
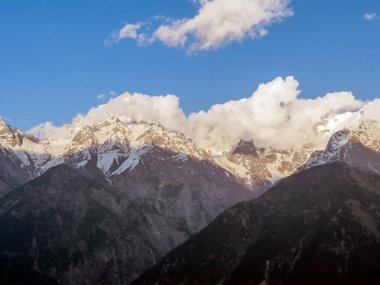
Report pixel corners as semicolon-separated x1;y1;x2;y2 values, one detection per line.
97;91;119;100
30;121;72;141
186;77;363;152
106;22;143;45
363;13;377;21
31;76;380;154
82;93;187;131
110;0;293;52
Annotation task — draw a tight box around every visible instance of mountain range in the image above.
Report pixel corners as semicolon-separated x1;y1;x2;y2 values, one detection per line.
0;115;322;196
0;116;379;284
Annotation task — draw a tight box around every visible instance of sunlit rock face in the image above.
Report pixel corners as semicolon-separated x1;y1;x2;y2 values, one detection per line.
301;120;380;175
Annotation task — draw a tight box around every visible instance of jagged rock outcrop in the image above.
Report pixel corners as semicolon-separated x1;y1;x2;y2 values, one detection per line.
215;140;314;191
229;140;258;156
0;119;47;195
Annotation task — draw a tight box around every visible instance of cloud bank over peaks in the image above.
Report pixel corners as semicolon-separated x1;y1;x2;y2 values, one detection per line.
186;77;363;152
108;0;293;52
30;76;380;154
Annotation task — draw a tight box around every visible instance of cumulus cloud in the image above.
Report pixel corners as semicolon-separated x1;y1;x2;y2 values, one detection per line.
109;0;293;52
30;76;380;154
30;121;72;141
83;93;187;130
363;12;377;21
186;77;363;152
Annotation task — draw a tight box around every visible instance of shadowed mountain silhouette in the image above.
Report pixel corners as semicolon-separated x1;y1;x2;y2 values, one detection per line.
133;162;380;285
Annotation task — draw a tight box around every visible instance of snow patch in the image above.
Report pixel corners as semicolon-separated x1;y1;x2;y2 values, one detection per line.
112;144;153;175
171;153;188;162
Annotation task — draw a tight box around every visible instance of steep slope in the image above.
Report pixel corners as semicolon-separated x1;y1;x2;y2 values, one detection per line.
110;146;255;233
0;156;252;285
214;140;272;192
61;116;214;175
0;116;258;193
134;163;380;285
0;165;117;285
0;147;30;195
302;120;380;175
0;119;46;195
0;116;259;284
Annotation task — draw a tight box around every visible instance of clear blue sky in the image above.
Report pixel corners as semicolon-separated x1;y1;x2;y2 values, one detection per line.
0;0;379;130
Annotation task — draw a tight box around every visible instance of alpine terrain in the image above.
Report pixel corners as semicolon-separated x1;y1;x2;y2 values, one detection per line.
0;115;379;284
134;162;380;285
0;116;256;284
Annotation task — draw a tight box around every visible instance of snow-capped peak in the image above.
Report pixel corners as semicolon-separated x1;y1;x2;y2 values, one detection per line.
325;120;380;154
0;119;25;148
0;118;8;130
26;115;213;177
61;115;210;159
302;120;380;171
4;113;380;194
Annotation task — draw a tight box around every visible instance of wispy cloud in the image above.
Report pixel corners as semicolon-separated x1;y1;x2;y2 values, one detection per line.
363;12;377;21
107;0;293;53
97;91;118;100
105;23;144;45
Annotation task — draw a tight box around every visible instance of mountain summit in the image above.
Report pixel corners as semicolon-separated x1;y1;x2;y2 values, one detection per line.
229;140;258;156
302;120;380;175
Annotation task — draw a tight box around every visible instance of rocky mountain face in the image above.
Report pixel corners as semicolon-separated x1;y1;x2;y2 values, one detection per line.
215;139;314;191
0;161;252;285
0;116;232;193
0;114;258;284
0;147;30;195
0;119;48;195
1;116;380;284
217;120;380;192
134;162;380;285
0;113;323;285
301;120;380;175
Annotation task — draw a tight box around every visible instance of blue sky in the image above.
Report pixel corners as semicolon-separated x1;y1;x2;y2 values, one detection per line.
0;0;379;130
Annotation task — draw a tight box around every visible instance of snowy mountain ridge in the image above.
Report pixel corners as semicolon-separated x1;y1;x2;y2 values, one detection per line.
1;116;379;193
302;120;380;172
0;116;214;179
